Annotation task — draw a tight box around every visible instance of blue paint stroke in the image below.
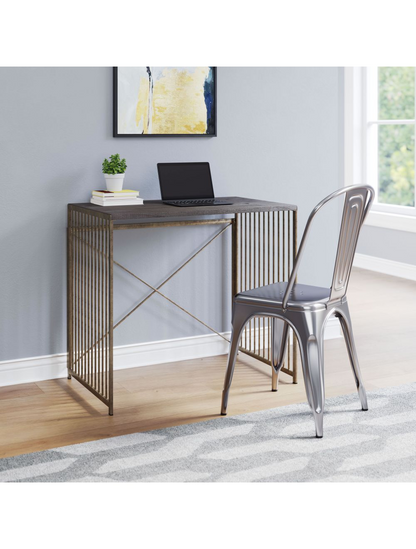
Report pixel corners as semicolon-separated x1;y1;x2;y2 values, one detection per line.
204;68;215;135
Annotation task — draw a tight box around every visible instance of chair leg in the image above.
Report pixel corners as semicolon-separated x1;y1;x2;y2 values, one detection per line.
221;304;250;416
337;306;368;411
295;314;326;438
271;318;289;391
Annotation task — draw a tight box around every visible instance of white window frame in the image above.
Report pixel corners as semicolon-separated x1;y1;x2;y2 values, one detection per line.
345;67;416;233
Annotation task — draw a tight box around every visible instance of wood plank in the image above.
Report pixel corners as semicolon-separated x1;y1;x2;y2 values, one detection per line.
0;383;43;401
70;197;297;221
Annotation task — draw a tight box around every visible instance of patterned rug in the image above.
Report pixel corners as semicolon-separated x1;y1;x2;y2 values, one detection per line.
1;383;415;482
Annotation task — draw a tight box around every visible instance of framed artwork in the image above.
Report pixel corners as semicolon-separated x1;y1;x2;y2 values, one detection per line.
113;67;216;137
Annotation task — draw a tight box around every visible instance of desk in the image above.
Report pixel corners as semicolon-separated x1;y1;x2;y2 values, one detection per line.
67;197;297;415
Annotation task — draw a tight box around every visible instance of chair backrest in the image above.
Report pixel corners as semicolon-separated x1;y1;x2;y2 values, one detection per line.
282;185;374;309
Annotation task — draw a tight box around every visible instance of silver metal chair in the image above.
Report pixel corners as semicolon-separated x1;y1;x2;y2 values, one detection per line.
221;185;375;438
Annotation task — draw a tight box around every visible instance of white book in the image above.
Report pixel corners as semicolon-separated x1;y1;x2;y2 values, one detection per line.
90;197;143;207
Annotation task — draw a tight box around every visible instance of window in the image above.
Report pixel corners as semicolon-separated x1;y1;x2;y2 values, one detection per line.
364;67;416;215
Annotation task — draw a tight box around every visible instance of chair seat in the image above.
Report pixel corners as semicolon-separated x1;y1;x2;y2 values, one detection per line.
235;282;331;311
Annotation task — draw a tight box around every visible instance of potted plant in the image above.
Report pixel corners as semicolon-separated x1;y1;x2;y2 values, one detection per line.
102;154;127;191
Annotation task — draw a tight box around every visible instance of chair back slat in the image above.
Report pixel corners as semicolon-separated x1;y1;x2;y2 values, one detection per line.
329;188;371;302
282;185;374;310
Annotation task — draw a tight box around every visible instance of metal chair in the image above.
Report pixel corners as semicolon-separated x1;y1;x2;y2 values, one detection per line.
221;185;375;438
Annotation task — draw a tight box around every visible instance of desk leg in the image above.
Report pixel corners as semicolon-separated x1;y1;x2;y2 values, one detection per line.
234;209;298;384
231;215;239;306
67;219;73;380
108;221;114;415
67;206;114;415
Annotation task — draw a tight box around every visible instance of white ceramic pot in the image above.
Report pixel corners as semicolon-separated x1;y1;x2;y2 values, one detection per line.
104;173;125;191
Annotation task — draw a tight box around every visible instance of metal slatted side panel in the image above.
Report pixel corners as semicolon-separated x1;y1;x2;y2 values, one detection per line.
236;209;297;382
67;206;114;413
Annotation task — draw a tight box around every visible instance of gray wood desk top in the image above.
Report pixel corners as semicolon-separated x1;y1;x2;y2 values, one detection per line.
69;197;297;222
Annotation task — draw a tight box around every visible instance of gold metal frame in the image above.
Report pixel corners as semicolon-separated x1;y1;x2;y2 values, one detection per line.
233;211;298;382
67;206;297;415
67;207;114;413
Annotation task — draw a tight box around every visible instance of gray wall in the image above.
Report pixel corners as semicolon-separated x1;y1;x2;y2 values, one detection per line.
0;67;344;362
357;226;416;265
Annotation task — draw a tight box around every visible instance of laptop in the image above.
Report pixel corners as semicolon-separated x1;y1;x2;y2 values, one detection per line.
157;162;232;207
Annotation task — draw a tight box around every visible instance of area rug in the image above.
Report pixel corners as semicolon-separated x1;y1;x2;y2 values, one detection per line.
1;383;415;482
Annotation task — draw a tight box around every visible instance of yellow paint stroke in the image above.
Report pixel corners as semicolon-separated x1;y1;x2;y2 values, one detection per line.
135;76;151;133
135;68;209;134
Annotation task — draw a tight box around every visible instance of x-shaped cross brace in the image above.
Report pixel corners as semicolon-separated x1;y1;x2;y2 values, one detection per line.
71;219;234;370
112;221;232;342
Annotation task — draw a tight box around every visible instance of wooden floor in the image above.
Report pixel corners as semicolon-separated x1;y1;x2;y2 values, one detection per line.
1;268;416;459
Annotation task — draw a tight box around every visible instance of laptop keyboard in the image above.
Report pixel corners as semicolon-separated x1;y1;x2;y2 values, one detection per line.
164;199;232;207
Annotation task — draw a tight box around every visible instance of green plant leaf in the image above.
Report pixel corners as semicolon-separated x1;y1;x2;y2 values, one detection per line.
102;154;127;174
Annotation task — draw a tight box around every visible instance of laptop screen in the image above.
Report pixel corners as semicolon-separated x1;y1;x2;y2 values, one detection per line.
157;162;214;200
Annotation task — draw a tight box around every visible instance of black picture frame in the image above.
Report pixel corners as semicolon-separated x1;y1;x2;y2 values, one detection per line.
113;67;217;138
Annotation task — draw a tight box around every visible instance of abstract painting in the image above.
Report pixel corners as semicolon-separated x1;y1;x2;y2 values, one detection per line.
113;67;216;137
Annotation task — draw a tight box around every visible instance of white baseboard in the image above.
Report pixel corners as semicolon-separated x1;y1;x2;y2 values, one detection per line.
0;320;341;388
0;332;230;388
354;253;416;281
325;317;342;340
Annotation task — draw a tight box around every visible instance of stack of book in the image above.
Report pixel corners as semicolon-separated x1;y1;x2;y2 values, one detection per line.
90;190;143;207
